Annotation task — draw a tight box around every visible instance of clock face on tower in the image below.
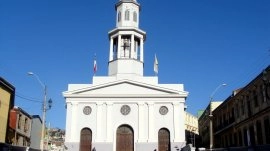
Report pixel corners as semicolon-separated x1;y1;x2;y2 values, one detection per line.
120;105;131;115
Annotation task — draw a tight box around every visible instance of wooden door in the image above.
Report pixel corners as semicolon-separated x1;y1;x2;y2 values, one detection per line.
116;125;134;151
80;128;92;151
158;128;170;151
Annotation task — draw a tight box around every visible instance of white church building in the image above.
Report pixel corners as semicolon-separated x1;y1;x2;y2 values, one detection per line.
63;0;188;150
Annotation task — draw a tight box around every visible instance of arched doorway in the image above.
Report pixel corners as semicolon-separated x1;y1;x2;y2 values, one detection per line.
158;128;171;151
80;128;92;151
116;125;134;151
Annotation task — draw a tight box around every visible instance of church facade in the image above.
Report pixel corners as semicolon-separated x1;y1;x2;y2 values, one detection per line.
63;0;188;151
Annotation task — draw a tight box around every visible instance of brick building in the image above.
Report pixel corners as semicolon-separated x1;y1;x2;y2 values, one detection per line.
9;106;32;147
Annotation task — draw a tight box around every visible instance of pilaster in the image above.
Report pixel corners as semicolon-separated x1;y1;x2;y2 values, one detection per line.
71;102;78;141
106;102;113;142
147;102;155;142
138;102;147;142
96;102;103;141
173;102;185;142
65;102;72;142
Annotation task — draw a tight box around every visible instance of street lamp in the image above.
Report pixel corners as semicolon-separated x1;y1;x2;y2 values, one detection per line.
209;83;226;150
28;72;52;151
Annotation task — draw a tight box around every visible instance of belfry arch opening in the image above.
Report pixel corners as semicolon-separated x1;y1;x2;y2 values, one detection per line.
111;35;141;61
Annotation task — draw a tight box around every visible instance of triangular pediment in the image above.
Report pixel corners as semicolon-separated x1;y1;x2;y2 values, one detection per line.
63;79;188;97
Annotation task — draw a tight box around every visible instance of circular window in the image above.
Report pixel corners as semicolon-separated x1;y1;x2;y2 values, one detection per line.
83;106;92;115
159;106;168;115
120;105;131;115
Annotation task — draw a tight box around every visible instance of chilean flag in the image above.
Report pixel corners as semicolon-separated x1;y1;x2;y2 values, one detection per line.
154;54;158;75
94;58;97;74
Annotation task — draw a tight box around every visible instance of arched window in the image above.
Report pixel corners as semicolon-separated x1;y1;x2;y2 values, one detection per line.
125;10;130;20
80;128;92;151
133;12;137;22
118;11;121;22
158;128;171;151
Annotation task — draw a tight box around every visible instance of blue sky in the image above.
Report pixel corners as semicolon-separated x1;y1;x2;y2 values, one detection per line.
1;0;269;129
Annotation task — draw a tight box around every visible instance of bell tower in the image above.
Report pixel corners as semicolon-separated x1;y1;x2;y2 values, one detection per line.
108;0;146;77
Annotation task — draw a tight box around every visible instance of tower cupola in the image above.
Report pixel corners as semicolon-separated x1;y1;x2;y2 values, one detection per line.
115;0;140;28
108;0;146;77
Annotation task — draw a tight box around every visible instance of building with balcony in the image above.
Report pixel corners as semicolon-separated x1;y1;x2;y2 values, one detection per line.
9;106;32;147
0;77;15;143
213;65;270;147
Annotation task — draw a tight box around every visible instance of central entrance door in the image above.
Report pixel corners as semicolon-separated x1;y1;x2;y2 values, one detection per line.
158;128;171;151
116;125;134;151
80;128;92;151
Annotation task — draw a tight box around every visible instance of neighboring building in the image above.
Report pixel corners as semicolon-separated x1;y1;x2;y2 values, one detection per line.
63;0;188;151
9;106;32;147
185;112;198;147
213;65;270;148
197;110;204;119
30;115;42;150
0;77;15;143
198;101;222;148
47;128;65;151
185;112;198;134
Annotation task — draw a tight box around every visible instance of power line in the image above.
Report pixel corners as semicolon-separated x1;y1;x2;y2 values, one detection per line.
219;50;270;98
15;93;42;103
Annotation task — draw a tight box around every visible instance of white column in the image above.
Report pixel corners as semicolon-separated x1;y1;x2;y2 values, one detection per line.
173;102;184;142
71;102;78;141
106;102;113;142
96;102;103;141
140;38;144;62
148;102;155;142
138;102;146;142
135;41;138;59
109;38;113;61
131;34;135;59
117;35;121;59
